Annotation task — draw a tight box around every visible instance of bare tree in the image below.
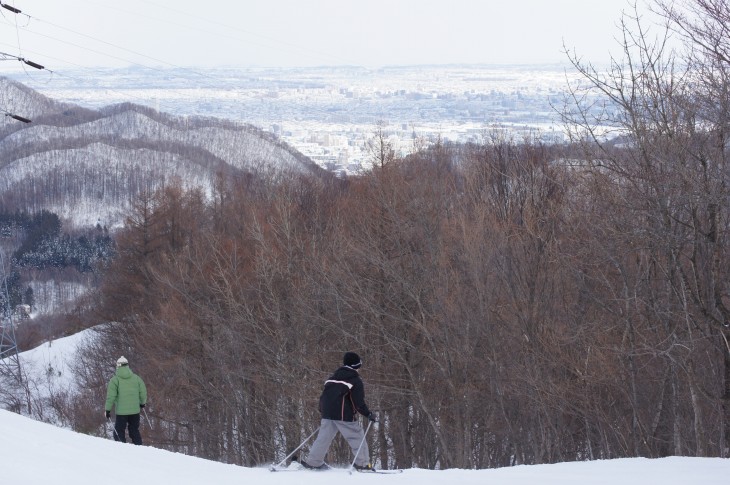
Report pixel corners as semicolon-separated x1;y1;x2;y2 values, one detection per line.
563;0;730;457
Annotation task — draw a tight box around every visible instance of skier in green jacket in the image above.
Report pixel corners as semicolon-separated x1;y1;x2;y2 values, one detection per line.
105;356;147;445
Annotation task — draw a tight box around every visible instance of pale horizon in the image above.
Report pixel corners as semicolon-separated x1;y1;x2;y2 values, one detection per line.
0;0;651;71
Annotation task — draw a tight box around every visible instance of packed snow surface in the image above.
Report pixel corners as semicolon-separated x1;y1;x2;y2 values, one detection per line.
1;408;729;484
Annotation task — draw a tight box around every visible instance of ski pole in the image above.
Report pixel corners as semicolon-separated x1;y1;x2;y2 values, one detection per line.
270;426;321;470
107;417;120;441
348;419;373;474
142;407;152;429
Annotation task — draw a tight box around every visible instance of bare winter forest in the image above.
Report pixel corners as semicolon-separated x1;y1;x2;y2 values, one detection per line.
1;0;730;471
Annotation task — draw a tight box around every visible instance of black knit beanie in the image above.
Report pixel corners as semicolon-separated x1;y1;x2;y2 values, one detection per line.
343;352;362;369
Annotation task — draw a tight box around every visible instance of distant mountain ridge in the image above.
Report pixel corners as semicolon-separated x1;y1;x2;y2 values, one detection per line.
0;77;319;228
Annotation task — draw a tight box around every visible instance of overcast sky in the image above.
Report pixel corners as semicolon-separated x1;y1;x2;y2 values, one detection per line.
0;0;649;70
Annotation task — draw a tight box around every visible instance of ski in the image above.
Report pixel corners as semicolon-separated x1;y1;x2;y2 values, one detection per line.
270;467;334;472
271;464;403;474
352;468;404;474
270;462;331;472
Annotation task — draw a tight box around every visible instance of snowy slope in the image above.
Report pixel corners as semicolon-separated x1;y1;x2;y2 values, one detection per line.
0;78;319;229
4;332;730;484
0;143;217;228
13;329;89;395
1;409;729;485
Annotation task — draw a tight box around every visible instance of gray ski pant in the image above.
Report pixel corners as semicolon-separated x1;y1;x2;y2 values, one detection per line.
305;418;369;467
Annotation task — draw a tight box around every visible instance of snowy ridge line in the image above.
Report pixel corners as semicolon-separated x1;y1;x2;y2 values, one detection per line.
0;79;322;229
2;405;730;484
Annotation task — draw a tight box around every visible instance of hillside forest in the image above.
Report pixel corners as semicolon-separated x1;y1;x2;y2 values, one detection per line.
1;0;729;471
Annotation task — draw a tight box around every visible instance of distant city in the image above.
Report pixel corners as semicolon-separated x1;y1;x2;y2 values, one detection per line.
2;64;596;175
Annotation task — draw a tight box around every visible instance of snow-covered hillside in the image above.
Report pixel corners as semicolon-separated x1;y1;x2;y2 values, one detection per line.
1;409;728;485
0;142;218;228
0;78;319;229
3;333;730;484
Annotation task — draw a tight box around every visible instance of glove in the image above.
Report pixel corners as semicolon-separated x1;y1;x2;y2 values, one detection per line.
105;410;111;419
140;403;145;409
368;412;377;423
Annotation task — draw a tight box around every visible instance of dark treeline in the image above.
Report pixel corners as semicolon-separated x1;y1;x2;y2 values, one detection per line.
13;227;114;273
2;208;115;274
0;209;114;317
65;0;729;470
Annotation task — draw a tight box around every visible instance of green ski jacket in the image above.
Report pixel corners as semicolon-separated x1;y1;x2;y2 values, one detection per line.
105;366;147;415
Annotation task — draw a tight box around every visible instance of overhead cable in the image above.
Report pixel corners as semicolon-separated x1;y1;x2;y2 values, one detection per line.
2;109;31;123
0;50;48;70
0;2;21;14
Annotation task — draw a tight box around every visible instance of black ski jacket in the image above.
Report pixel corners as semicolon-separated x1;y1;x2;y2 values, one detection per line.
318;366;371;421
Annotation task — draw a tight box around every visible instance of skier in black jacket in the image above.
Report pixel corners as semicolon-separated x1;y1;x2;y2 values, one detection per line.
301;352;376;471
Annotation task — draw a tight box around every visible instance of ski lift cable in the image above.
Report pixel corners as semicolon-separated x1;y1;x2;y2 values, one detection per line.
1;102;32;122
0;2;21;15
20;0;366;78
0;49;48;71
0;2;367;132
8;12;290;96
132;0;355;66
3;0;40;79
0;1;30;24
4;111;31;123
2;28;354;130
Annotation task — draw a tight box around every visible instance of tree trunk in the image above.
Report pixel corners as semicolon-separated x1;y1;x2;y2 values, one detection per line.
720;332;730;458
687;358;706;456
